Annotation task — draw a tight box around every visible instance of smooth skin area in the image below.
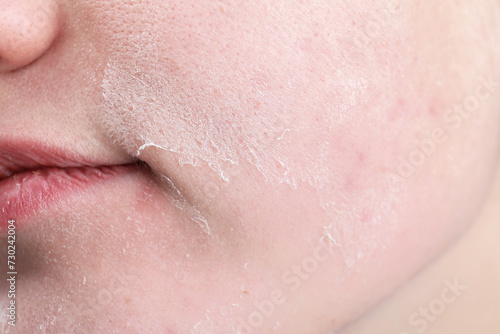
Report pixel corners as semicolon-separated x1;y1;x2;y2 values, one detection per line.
0;1;499;333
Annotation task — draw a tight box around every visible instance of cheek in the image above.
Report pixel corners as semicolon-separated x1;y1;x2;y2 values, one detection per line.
96;0;496;273
97;3;407;239
82;1;500;332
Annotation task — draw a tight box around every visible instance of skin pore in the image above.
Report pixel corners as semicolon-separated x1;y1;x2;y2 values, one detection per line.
0;0;499;333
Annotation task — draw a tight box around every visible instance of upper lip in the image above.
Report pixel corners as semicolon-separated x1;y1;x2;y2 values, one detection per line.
0;138;131;180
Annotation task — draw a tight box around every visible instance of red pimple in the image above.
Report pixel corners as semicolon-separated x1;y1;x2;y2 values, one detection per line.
428;98;443;118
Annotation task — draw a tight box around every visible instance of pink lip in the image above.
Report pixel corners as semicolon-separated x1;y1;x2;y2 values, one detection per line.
0;140;109;178
0;140;136;228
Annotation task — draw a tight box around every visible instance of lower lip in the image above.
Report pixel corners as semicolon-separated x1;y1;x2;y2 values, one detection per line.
0;165;136;228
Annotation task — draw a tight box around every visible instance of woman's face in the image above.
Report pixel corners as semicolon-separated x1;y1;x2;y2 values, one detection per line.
1;0;499;333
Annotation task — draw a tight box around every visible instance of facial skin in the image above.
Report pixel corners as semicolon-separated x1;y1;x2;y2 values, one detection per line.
0;0;499;333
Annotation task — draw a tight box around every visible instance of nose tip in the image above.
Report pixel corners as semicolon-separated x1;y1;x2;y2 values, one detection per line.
0;0;60;72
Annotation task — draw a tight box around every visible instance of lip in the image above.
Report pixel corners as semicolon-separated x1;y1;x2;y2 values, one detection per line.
0;139;113;178
0;139;136;228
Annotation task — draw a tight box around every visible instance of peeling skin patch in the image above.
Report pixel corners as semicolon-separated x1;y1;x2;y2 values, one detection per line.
98;1;411;264
159;173;211;235
135;142;167;158
135;142;212;234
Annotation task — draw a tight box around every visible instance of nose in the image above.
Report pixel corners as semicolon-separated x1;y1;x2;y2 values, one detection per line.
0;0;60;72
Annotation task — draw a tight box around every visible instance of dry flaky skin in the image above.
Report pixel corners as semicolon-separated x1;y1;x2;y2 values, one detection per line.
1;1;500;333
